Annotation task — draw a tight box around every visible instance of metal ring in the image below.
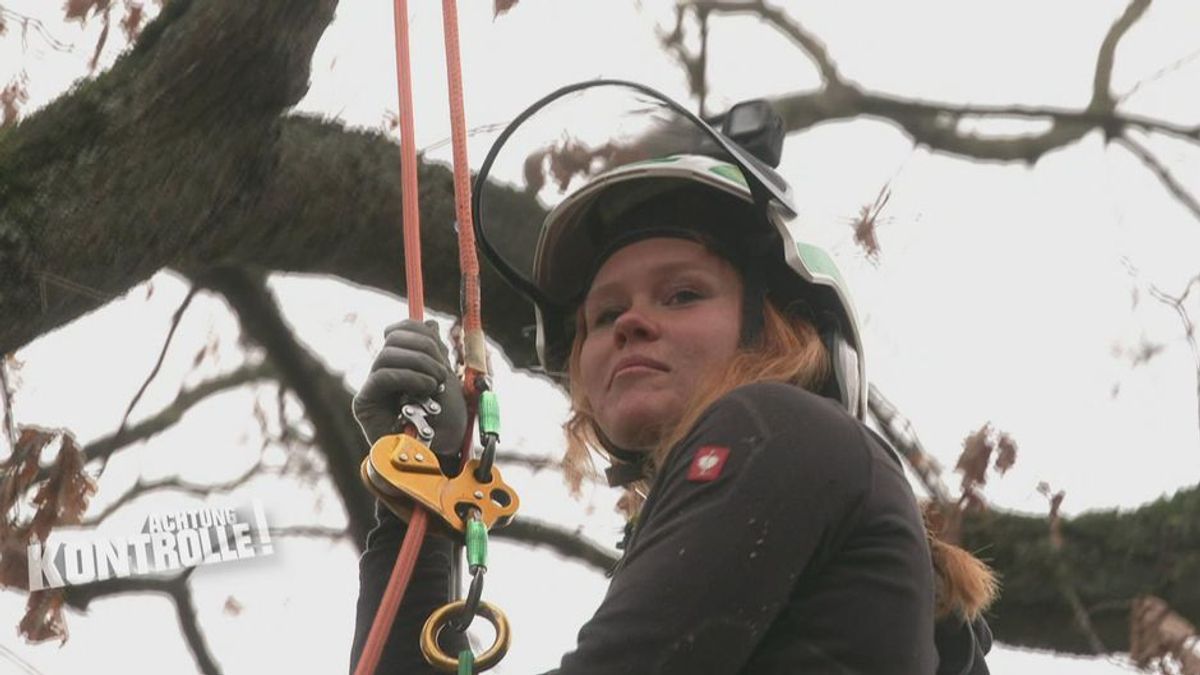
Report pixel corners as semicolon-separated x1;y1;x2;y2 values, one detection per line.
420;600;511;672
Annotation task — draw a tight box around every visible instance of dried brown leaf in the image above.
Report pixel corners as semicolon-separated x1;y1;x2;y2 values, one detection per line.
1048;490;1065;549
1131;595;1200;672
955;423;994;491
29;432;96;540
19;589;67;644
994;433;1018;474
851;185;890;262
958;488;987;514
1;76;30;128
119;1;144;42
63;0;110;23
0;525;32;589
493;0;519;18
88;11;111;72
2;428;56;517
1131;338;1165;367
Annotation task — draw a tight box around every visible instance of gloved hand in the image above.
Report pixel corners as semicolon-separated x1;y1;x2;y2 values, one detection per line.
353;319;468;473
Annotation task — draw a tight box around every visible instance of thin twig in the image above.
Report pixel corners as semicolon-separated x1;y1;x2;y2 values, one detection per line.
113;285;201;444
1116;134;1200;222
0;643;45;675
492;516;620;573
37;270;120;304
80;460;279;526
494;451;564;474
1147;281;1200;444
688;0;843;86
1119;47;1200;104
0;7;74;52
73;360;273;479
62;569;221;674
271;525;350;540
0;356;16;453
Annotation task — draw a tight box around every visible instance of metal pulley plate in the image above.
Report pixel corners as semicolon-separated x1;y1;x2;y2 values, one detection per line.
361;434;519;533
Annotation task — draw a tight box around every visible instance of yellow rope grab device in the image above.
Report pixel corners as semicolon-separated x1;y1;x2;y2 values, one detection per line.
354;2;520;673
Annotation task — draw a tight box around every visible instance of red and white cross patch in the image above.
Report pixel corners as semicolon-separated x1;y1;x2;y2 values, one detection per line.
687;446;730;482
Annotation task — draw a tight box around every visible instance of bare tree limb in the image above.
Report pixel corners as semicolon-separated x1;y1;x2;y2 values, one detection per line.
1;356;16;451
196;266;373;551
169;571;221;675
1091;0;1152;111
1115;133;1200;222
1119;47;1200;104
80;458;279;526
658;4;712;116
687;0;843;87
0;6;74;52
691;0;1197;172
63;568;221;674
114;285;200;445
494;451;564;474
1147;277;1200;443
493;516;619;574
271;524;348;540
867;384;954;506
82;360;275;469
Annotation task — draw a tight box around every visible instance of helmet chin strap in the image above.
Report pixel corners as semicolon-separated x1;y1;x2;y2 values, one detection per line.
739;275;767;348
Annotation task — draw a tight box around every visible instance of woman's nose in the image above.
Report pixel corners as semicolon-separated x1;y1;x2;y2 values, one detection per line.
612;304;660;346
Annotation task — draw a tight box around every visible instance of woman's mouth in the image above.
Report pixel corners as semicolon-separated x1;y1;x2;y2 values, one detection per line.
610;356;669;385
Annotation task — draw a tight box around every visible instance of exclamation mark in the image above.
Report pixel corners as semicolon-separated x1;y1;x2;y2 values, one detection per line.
252;500;273;555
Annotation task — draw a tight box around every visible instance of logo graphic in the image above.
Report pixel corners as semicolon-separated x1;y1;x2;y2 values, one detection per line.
27;500;274;591
687;446;730;482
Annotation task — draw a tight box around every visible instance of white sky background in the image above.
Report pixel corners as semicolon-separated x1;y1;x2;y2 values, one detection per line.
2;0;1199;673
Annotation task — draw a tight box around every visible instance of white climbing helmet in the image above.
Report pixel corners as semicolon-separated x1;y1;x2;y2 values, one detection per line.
472;80;867;420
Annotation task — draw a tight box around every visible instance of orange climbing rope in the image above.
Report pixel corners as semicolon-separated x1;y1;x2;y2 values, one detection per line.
354;0;491;673
352;2;428;674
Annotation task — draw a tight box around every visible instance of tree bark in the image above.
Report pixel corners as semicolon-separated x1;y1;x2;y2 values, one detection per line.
960;485;1200;655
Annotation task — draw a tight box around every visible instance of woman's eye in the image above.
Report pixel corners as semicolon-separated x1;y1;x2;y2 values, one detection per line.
666;289;702;305
591;307;622;327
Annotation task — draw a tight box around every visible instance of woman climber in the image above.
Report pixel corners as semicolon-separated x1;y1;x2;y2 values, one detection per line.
348;81;995;674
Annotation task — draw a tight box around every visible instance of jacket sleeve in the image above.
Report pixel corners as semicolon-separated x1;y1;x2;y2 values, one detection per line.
547;382;877;674
348;500;467;675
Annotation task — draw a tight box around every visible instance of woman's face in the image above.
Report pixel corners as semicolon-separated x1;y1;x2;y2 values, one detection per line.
578;237;743;451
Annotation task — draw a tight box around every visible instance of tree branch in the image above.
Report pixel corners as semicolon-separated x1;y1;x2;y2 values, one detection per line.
112;282;199;451
80;458;277;526
494;451;564;474
1115;133;1200;222
867;384;954;506
493;516;619;574
271;524;349;540
1146;277;1200;444
1091;0;1152;111
196;266;373;551
687;0;843;87
63;568;221;675
82;360;275;469
694;0;1194;169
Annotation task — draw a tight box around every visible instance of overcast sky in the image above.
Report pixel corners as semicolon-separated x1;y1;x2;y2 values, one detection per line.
3;0;1198;673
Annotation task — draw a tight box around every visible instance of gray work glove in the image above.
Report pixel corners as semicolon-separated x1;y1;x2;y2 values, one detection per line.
352;319;468;474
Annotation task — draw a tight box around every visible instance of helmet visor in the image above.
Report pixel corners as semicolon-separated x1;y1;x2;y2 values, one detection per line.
472;80;795;309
